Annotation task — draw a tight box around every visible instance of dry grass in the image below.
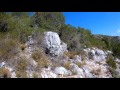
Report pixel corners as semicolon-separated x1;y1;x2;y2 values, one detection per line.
15;56;27;78
0;37;18;60
33;72;39;78
32;49;51;68
20;43;26;51
91;68;101;75
16;57;27;70
64;51;78;59
76;62;84;68
63;62;71;70
16;70;27;78
0;67;11;78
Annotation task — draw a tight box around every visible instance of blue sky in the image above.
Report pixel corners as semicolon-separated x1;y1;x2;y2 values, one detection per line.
63;12;120;36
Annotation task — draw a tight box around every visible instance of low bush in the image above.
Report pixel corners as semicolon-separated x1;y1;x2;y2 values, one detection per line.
106;58;116;69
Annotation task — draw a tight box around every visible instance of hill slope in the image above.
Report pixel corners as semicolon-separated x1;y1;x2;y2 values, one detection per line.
0;12;120;78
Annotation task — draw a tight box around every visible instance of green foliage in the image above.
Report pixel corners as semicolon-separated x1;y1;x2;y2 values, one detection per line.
111;41;120;58
5;13;33;43
30;12;65;32
77;27;108;50
106;58;116;69
11;12;29;18
60;24;81;52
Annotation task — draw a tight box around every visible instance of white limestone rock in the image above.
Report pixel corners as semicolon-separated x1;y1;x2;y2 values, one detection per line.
40;68;57;78
69;63;85;78
54;67;71;76
43;31;67;57
82;66;94;78
73;55;82;63
0;62;5;68
95;49;105;56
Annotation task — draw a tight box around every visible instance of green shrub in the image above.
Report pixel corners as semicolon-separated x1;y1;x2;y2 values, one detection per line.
106;58;116;69
30;12;65;32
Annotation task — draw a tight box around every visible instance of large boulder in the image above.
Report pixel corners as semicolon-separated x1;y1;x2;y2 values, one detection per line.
93;49;106;61
95;49;105;56
43;31;67;57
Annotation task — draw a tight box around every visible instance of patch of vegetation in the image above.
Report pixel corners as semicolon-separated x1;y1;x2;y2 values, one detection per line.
64;51;82;59
0;67;11;78
76;62;84;68
32;49;51;68
108;67;120;78
63;62;71;70
0;37;18;60
91;68;101;75
33;72;39;78
16;70;27;78
15;56;27;78
30;12;65;33
106;58;116;69
20;44;26;51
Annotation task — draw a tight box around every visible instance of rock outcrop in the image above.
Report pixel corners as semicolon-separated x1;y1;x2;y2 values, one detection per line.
84;48;106;61
43;31;67;57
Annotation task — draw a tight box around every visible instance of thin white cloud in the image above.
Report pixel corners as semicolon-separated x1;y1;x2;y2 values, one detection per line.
117;30;120;33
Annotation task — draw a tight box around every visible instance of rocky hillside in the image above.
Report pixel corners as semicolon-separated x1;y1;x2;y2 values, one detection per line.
0;12;120;78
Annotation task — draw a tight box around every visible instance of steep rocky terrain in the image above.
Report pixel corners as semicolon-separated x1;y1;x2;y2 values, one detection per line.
0;31;120;78
0;12;120;78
